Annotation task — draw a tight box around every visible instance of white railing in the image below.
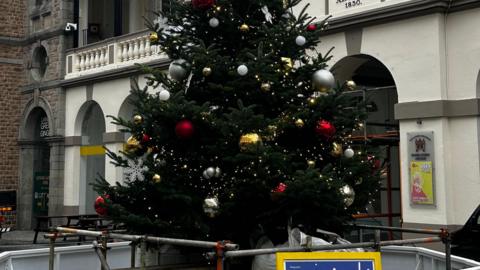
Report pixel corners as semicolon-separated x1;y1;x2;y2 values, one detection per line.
65;30;167;79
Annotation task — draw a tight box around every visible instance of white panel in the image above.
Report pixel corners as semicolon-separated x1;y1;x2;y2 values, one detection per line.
65;86;87;136
104;142;126;185
64;146;81;206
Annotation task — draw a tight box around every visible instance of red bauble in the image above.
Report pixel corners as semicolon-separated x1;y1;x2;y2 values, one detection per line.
142;134;151;143
272;182;287;193
175;119;195;139
94;195;109;216
315;120;336;139
307;24;317;31
192;0;215;9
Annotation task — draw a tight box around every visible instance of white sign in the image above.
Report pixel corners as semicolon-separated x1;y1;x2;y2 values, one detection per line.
329;0;380;13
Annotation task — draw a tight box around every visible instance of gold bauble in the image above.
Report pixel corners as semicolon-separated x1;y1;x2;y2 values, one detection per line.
239;23;250;32
133;115;143;125
281;57;293;72
152;174;161;183
124;136;141;153
239;133;263;152
345;80;357;91
202;67;212;77
331;142;343;157
295;118;305;128
307;160;316;168
149;32;159;43
261;82;271;92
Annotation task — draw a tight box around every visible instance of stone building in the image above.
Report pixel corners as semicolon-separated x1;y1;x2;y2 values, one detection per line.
2;0;480;246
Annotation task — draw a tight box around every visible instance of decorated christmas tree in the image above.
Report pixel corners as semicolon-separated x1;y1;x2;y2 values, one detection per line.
95;0;381;248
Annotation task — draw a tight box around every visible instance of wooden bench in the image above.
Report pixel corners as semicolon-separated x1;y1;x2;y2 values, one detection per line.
33;214;109;244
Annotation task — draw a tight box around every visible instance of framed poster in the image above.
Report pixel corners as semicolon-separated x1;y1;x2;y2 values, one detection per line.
407;131;435;205
276;252;382;270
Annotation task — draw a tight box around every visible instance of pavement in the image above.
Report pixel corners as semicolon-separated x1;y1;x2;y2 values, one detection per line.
0;230;90;252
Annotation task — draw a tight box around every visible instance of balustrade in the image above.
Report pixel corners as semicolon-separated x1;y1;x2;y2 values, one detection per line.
66;30;166;78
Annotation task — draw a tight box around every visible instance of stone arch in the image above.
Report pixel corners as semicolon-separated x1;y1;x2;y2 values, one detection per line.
117;94;137;130
19;97;55;140
331;54;401;235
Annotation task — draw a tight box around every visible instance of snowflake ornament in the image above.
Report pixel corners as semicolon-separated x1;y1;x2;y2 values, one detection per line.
124;157;149;181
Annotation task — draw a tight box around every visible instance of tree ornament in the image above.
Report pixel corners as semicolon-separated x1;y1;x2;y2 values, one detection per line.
149;32;159;44
141;134;151;144
124;158;149;181
133;115;143;125
209;17;219;28
239;133;263;152
344;148;355;158
261;6;273;24
159;89;170;101
152;174;161;183
175;119;195;139
315;120;336;139
94;195;108;216
312;69;335;92
272;182;287;193
260;82;271;92
330;142;343;157
345;80;357;91
205;167;215;178
295;118;305;128
295;35;306;46
202;67;212;77
124;136;141;154
239;23;250;32
168;59;190;81
237;64;248;76
192;0;215;9
340;185;355;207
307;160;316;168
281;57;293;72
264;125;278;141
307;97;317;107
307;24;317;31
203;197;219;218
214;167;222;177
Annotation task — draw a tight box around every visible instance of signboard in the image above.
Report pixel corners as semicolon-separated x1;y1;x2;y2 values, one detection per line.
329;0;380;14
407;131;435;205
276;252;382;270
39;116;49;138
33;172;49;216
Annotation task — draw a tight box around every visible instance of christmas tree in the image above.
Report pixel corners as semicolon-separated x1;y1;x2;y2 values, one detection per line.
95;0;381;247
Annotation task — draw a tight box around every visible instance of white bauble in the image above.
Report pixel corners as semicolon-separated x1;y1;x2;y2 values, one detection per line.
340;185;355;207
214;167;222;178
237;64;249;76
295;35;306;46
205;167;215;178
159;90;170;101
312;69;335;92
168;59;190;81
344;148;355;158
209;17;219;28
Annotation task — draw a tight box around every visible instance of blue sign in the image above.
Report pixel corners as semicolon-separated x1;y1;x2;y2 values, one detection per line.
276;252;382;270
285;260;374;270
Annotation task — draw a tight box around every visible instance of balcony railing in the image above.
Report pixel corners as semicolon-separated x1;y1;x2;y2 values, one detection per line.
65;30;167;79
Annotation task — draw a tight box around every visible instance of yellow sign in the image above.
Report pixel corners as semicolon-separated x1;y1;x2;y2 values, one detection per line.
276;252;382;270
410;161;434;205
80;145;106;156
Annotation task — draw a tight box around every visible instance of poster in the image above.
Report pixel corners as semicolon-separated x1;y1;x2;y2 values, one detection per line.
276;252;382;270
407;131;435;206
410;161;433;204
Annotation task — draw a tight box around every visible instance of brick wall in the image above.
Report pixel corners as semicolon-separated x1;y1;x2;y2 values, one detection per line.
0;0;25;38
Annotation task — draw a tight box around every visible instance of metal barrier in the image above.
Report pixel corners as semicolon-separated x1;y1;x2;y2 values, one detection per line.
43;225;458;270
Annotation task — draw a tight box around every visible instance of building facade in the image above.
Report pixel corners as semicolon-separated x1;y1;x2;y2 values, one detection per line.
3;0;480;244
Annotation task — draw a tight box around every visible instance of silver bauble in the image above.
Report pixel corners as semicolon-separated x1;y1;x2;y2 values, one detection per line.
340;185;355;207
295;35;306;46
202;170;211;179
237;64;248;76
344;148;355;158
209;17;219;28
159;89;170;101
203;197;219;217
205;167;215;178
312;69;335;92
168;59;190;81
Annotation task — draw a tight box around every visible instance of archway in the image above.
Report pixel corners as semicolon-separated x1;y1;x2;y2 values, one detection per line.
77;101;106;214
19;106;51;228
332;54;400;239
